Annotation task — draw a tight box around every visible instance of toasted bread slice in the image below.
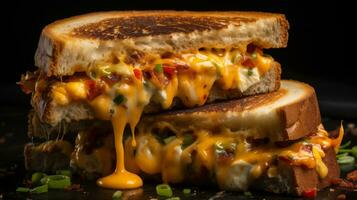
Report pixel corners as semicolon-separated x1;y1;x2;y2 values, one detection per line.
35;11;289;76
139;80;321;141
31;62;281;126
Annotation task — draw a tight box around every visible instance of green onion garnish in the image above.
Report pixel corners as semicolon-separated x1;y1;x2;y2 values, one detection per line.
247;69;253;76
30;184;48;194
113;94;125;105
41;175;71;189
56;170;72;178
31;172;47;185
16;187;30;193
156;184;173;197
336;153;349;158
155;64;163;73
214;143;225;154
337;155;355;164
166;197;180;200
182;134;194;149
251;52;257;59
352;146;357;157
340;141;351;149
112;190;123;200
164;136;177;144
89;71;97;79
183;188;191;194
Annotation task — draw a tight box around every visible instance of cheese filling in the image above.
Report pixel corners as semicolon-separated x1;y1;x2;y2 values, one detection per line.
126;125;340;189
31;45;276;189
71;124;342;190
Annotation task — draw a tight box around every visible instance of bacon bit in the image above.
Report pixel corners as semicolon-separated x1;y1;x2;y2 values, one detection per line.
337;194;346;200
302;188;317;198
163;66;176;80
175;64;190;73
339;179;354;188
347;170;357;181
133;69;142;80
241;56;255;68
85;80;103;101
144;70;166;88
101;73;121;85
143;71;152;79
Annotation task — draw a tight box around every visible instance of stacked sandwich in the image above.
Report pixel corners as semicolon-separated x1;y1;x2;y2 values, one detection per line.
19;11;343;196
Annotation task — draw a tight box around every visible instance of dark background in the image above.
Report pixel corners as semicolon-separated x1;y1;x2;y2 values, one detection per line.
2;0;355;118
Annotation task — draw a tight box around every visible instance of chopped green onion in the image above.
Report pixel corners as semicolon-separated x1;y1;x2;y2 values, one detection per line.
247;69;253;76
30;184;48;194
31;172;47;185
232;53;242;63
89;71;97;79
183;188;191;194
214;143;225;154
102;67;111;75
166;197;180;200
337;153;349;158
155;64;163;73
182;134;194;149
351;146;357;158
16;187;30;193
56;170;72;178
156;184;173;197
244;191;252;196
113;94;125;105
41;175;71;189
164;136;176;144
112;190;123;200
251;52;257;59
337;155;355;165
338;149;351;153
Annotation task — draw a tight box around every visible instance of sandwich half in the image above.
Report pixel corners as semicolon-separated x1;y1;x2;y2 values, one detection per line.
24;80;343;195
19;11;288;189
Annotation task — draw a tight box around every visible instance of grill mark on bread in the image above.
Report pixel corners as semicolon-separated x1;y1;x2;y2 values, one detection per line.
71;16;254;40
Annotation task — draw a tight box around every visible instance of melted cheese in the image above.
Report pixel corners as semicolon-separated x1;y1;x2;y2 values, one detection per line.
177;70;216;107
96;106;143;189
47;46;275;189
126;125;342;188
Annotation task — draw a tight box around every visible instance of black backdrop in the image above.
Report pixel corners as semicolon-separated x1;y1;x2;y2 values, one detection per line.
2;0;355;118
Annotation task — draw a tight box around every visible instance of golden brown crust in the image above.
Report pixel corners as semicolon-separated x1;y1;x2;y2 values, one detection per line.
35;11;289;76
278;84;321;140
